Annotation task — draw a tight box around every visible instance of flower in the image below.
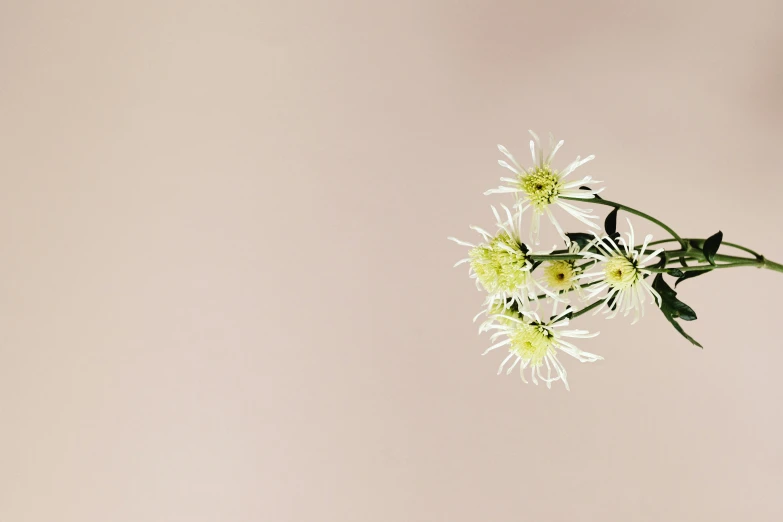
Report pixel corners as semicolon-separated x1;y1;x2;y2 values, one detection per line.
485;130;603;244
449;205;563;309
481;305;602;390
541;241;588;298
580;219;664;323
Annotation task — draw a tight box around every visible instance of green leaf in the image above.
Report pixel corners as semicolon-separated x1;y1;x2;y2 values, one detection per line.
652;273;676;301
565;232;594;249
651;274;702;347
703;230;723;266
605;207;618;236
652;275;698;321
606;291;618;311
675;268;713;287
668;268;684;278
666;316;703;348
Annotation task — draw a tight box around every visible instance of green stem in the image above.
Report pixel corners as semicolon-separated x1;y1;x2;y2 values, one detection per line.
635;239;783;276
644;238;681;248
654;257;783;274
687;238;762;259
643;238;762;260
568;299;604;320
531;236;783;278
528;254;583;262
563;196;687;249
648;262;751;273
762;258;783;274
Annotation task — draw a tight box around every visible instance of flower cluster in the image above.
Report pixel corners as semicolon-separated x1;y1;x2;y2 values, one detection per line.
450;131;664;390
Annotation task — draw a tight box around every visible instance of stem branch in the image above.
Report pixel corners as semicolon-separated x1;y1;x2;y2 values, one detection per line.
563;196;687;248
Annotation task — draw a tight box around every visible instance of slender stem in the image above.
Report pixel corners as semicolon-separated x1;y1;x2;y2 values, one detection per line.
651;258;783;274
562;196;687;248
686;238;762;259
528;254;583;261
643;238;682;248
649;263;735;273
713;253;755;264
644;238;762;260
568;299;604;320
528;233;783;285
763;258;783;274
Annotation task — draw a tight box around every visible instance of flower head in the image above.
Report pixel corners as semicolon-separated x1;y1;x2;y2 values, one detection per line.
449;205;563;309
468;230;530;295
541;242;587;296
580;219;663;323
485;131;603;244
543;260;579;291
481;305;602;390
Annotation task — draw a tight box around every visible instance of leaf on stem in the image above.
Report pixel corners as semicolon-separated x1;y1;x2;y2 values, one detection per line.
651;274;703;348
605;207;619;236
674;268;713;287
703;230;723;266
606;291;618;311
565;232;593;249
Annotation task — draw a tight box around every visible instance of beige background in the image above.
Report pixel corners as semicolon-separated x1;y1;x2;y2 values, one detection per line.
2;1;783;520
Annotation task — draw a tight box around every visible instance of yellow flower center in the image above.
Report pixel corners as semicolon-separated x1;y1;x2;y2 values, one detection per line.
543;260;578;291
469;232;529;294
519;166;560;209
604;255;639;289
509;323;554;366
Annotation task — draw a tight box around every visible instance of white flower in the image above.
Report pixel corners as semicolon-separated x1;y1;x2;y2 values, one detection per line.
485;130;603;245
481;305;602;390
448;205;563;310
580;219;663;324
540;241;590;300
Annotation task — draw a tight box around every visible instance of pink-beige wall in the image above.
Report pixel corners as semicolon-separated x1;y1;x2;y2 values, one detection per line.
2;1;783;520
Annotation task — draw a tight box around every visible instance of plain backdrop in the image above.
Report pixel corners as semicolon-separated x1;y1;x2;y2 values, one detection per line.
2;1;783;521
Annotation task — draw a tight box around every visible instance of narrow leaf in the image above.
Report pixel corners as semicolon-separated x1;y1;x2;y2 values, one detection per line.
652;274;676;299
703;230;723;266
606;292;618;311
675;268;713;287
565;232;593;249
666;316;703;348
605;207;619;236
651;274;702;345
671;300;698;321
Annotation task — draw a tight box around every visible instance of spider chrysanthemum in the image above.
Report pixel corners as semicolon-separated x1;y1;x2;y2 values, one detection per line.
481;306;602;390
541;242;589;297
543;260;578;291
485;130;603;244
449;205;563;309
580;219;664;323
468;231;529;295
